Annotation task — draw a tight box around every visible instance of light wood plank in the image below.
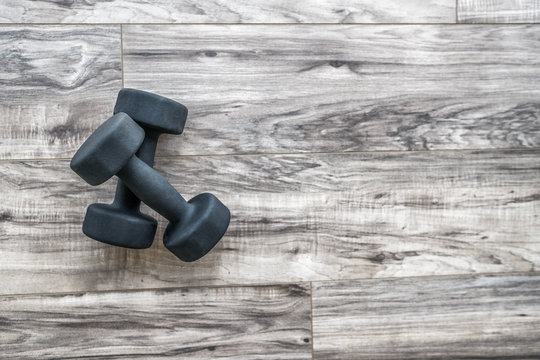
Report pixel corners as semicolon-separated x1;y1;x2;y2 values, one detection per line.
123;25;540;156
0;284;311;359
0;150;538;295
312;273;540;359
0;0;456;24
0;25;122;160
459;0;540;23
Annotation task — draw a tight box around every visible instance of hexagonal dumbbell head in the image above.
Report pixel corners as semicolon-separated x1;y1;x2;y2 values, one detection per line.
82;89;188;249
71;112;144;186
114;88;186;136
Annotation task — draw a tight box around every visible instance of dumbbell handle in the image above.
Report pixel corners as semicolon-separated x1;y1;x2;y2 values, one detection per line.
117;155;191;223
111;127;160;210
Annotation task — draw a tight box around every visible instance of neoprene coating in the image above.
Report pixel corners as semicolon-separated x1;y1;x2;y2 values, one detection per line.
72;113;231;261
70;112;144;186
114;88;187;134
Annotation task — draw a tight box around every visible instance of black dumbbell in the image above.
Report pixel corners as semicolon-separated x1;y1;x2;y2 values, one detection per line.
71;112;230;261
82;89;188;249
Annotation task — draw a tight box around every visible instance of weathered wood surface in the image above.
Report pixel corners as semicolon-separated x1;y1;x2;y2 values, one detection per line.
123;25;540;156
1;149;538;295
0;26;122;160
459;0;540;23
312;273;540;359
0;284;312;359
0;0;456;24
3;25;539;160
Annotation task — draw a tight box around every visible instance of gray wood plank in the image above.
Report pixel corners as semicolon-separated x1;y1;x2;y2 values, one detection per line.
0;0;456;24
0;25;122;160
0;284;311;359
1;149;538;295
312;273;540;359
123;25;540;156
459;0;540;23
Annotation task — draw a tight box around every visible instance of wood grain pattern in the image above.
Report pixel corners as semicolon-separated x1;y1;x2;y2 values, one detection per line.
0;0;456;24
0;284;311;359
123;25;540;156
1;149;538;295
0;26;121;160
459;0;540;23
312;273;540;359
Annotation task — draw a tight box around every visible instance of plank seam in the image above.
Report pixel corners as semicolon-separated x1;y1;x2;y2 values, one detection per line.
310;281;315;360
1;22;540;26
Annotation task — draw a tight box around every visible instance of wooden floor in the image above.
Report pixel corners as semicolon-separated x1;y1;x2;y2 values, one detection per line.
0;1;539;359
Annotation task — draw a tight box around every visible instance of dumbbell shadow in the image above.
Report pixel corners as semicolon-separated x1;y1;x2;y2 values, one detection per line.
71;112;230;262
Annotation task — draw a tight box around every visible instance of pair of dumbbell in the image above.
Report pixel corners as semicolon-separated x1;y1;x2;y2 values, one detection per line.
70;89;230;262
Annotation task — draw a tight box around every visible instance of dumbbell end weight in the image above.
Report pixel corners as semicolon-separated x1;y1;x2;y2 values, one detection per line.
82;203;157;249
70;112;144;186
114;88;187;136
164;193;231;262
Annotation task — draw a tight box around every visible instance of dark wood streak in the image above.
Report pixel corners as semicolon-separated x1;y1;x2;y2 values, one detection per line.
0;149;538;295
0;0;455;24
0;284;312;359
122;25;540;156
312;273;540;359
0;26;122;160
458;0;540;23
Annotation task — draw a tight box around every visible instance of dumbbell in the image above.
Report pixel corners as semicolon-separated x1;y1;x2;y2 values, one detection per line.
82;89;188;249
71;112;230;261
